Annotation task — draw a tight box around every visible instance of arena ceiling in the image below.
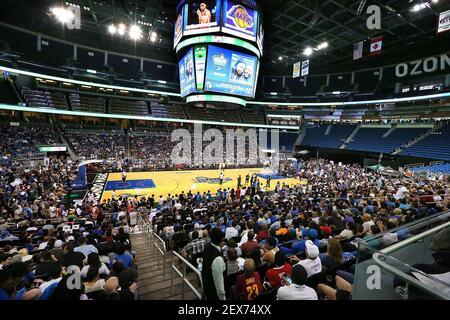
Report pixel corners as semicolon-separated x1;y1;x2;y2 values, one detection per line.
0;0;450;73
261;0;450;74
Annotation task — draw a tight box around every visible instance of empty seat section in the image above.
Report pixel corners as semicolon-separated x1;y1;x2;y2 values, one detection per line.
69;94;106;113
109;99;148;116
400;125;450;160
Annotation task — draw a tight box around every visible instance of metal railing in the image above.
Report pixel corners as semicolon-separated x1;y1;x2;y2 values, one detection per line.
137;211;203;299
372;221;450;300
170;251;204;300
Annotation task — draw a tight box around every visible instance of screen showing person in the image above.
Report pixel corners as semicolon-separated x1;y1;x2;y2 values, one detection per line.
243;64;253;83
187;1;217;29
229;55;255;84
231;60;246;82
197;3;211;24
185;56;194;80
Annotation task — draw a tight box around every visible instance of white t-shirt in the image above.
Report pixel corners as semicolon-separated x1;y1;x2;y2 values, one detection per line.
297;257;322;277
277;284;318;300
362;220;375;233
339;229;355;240
394;186;408;200
129;211;137;226
80;263;110;278
225;227;239;240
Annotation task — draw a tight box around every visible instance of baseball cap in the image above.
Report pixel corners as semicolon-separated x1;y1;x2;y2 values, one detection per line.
67;235;75;242
305;240;319;259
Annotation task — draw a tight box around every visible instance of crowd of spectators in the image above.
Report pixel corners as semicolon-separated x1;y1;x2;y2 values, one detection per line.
65;131;126;160
1;125;58;157
150;158;449;300
0;155;140;300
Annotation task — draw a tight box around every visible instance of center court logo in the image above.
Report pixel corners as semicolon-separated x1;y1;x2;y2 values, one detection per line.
170;123;280;170
194;177;233;184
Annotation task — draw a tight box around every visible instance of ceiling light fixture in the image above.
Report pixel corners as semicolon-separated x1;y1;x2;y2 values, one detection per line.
50;7;74;24
303;47;313;56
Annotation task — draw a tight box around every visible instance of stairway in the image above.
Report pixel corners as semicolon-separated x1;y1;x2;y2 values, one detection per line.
340;124;361;149
130;230;200;300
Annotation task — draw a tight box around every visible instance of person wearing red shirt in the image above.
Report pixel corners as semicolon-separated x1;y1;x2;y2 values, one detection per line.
239;231;258;257
266;251;292;289
256;224;269;242
235;259;263;300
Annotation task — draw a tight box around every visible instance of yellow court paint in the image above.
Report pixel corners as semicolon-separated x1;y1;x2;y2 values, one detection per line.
100;168;306;201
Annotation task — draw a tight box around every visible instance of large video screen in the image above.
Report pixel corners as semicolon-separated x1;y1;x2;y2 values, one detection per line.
173;6;184;49
179;48;196;97
204;45;258;98
184;0;222;36
222;0;258;42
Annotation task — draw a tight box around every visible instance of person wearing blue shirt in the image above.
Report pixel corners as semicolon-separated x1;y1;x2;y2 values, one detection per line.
114;244;134;269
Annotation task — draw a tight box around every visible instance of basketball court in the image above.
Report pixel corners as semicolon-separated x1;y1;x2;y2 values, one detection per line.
100;167;306;201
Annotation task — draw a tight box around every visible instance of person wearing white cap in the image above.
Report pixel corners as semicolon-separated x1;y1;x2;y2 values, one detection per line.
291;240;322;278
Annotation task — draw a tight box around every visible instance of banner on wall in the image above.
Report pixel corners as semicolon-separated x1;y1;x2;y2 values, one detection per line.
293;62;301;78
301;60;309;76
437;9;450;33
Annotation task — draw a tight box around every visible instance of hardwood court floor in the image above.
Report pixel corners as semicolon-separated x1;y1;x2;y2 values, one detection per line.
101;168;306;201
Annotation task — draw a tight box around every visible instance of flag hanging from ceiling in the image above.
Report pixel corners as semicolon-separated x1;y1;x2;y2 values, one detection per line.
293;62;301;78
370;36;383;55
353;41;363;60
301;60;310;76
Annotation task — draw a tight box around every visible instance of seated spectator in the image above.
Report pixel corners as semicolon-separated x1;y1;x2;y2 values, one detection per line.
317;274;353;300
291;240;322;277
256;224;269;242
235;259;263;300
50;240;65;260
226;248;240;276
262;237;279;265
335;221;357;240
362;214;375;234
319;238;343;270
266;251;292;289
118;269;139;300
59;243;85;269
113;243;134;269
35;251;62;279
225;220;239;240
48;274;87;300
171;225;189;253
240;231;258;257
83;266;105;294
0;253;12;270
277;264;318;300
184;230;206;266
81;253;110;279
0;262;41;300
74;236;98;257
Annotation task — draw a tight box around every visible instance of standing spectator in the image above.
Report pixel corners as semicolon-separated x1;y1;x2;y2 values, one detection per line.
202;228;226;300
